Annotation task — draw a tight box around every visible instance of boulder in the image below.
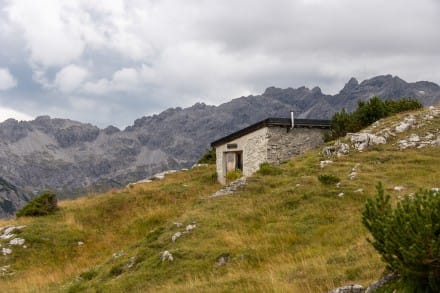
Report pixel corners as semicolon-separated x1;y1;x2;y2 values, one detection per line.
171;232;182;242
365;272;397;293
329;284;364;293
320;160;333;168
161;250;173;262
393;186;405;191
322;142;350;158
409;134;420;142
9;238;25;246
349;133;386;151
395;115;415;133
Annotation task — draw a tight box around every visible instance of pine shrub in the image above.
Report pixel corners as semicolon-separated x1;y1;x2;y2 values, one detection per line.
362;183;440;292
16;191;58;217
330;96;423;139
198;148;216;164
318;174;340;185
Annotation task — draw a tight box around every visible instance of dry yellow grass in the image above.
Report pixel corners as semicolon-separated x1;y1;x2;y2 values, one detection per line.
0;106;439;292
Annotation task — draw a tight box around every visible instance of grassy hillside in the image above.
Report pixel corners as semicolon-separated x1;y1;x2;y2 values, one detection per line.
1;106;439;292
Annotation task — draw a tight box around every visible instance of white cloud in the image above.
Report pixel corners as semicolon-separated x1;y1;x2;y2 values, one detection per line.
82;67;142;95
54;64;89;93
82;78;110;95
0;68;17;90
112;68;140;90
5;0;86;67
1;0;440;127
0;106;32;122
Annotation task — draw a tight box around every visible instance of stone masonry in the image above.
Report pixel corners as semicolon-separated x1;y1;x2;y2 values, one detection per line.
267;127;326;165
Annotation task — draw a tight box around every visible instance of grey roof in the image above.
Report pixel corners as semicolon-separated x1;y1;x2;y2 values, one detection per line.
211;118;331;147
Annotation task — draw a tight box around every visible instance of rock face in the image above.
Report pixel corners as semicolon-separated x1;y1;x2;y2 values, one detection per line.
0;177;32;218
0;75;440;217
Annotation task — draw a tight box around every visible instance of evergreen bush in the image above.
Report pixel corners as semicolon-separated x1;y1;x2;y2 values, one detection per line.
362;183;440;292
198;148;216;164
318;174;340;185
330;97;422;139
16;191;58;217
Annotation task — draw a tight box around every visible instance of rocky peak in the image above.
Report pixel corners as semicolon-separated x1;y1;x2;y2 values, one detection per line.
311;86;322;94
262;86;284;97
191;102;208;110
340;77;359;93
0;119;31;143
359;74;397;88
103;125;120;135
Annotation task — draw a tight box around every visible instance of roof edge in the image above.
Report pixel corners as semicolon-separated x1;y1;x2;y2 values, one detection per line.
211;118;331;147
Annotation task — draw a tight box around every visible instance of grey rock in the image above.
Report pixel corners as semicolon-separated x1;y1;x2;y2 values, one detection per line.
0;225;26;240
160;250;173;262
112;251;125;259
366;272;397;293
409;134;420;142
171;232;182;242
320;160;333;168
173;222;183;228
329;284;365;293
9;238;25;246
349;133;386;151
1;247;12;256
216;254;230;266
210;177;247;197
395;115;416;133
0;178;32;218
393;186;405;191
322;142;350;158
0;265;13;276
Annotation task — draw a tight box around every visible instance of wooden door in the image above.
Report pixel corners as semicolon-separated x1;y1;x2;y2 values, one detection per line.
226;152;236;172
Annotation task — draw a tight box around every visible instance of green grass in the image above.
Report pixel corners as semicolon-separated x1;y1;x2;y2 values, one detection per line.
0;107;439;292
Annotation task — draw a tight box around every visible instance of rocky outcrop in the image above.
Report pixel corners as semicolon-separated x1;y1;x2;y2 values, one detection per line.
0;225;27;256
322;105;440;158
322;142;350;158
348;133;386;151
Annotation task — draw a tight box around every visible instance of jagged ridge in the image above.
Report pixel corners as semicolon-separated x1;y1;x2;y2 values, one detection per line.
0;75;439;217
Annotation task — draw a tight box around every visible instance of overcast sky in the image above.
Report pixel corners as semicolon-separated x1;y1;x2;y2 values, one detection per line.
1;0;439;128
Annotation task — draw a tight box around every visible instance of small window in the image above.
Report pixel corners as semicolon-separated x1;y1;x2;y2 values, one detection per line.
227;143;238;149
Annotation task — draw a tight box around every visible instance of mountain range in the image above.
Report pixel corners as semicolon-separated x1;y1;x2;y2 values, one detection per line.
1;74;440;217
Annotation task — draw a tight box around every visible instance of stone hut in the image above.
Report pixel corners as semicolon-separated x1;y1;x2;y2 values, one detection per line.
211;117;331;184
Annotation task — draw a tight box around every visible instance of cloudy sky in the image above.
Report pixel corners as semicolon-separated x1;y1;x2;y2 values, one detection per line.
1;0;439;128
